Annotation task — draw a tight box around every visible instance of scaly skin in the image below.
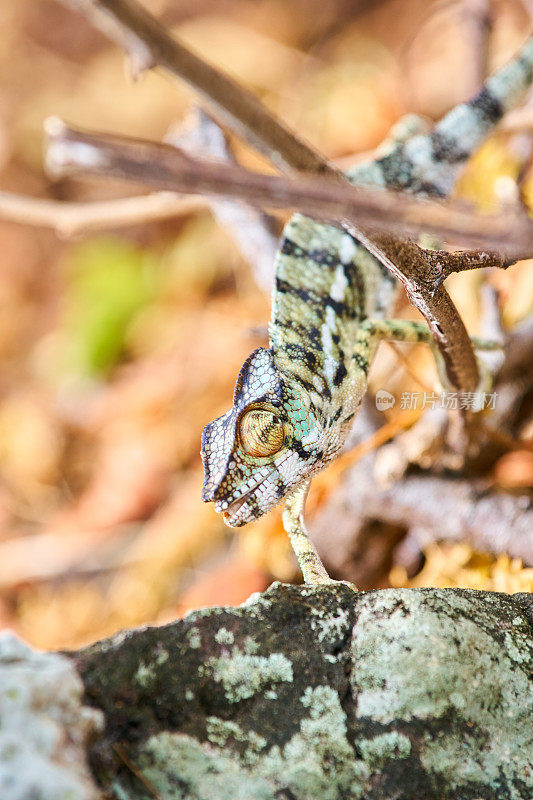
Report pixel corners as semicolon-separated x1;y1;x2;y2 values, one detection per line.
201;38;533;579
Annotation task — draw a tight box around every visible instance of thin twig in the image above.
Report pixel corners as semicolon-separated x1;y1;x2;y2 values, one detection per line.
113;744;163;800
0;189;205;236
424;248;513;291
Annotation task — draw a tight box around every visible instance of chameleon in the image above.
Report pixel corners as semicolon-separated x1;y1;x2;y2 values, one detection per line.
201;37;533;584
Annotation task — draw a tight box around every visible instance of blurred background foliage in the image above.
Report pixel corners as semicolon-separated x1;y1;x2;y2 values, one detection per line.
0;0;532;650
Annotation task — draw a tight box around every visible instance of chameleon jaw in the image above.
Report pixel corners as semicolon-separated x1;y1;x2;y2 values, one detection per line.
216;489;257;527
214;466;281;526
219;494;249;526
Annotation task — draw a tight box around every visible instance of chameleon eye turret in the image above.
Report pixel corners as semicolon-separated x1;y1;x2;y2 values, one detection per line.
238;408;285;457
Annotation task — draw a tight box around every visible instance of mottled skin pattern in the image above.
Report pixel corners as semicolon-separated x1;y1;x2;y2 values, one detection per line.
201;39;533;547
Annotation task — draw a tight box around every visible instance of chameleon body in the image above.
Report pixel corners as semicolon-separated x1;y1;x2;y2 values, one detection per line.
201;39;533;556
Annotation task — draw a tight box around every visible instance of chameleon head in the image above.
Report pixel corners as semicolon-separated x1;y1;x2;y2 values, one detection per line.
201;347;331;526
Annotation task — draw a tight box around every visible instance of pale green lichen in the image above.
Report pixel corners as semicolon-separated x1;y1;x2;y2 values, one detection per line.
206;717;266;753
358;731;411;765
140;732;272;800
0;633;103;800
310;607;350;646
136;647;169;686
504;629;529;665
138;685;368;800
186;628;201;649
135;660;155;688
110;781;133;800
351;589;533;797
215;628;234;645
204;637;293;703
259;686;368;799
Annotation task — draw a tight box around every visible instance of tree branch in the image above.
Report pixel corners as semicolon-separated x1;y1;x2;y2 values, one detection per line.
312;453;533;583
0;189;205;236
424;248;513;292
45;120;531;258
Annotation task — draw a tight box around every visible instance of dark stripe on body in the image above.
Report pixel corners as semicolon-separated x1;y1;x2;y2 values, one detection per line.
275;277;354;319
470;87;503;125
285;343;319;371
280;235;369;314
333;361;348;386
353;353;369;372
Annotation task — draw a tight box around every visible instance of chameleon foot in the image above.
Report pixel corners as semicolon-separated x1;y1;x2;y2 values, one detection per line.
282;481;358;590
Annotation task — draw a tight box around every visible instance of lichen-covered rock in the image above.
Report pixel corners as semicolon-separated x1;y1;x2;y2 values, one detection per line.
71;584;533;800
0;633;103;800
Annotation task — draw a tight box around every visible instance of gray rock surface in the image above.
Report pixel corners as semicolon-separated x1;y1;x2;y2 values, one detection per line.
68;583;532;800
0;633;103;800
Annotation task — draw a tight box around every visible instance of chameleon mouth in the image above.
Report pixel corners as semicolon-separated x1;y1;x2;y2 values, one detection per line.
221;494;249;523
215;467;280;526
217;484;261;526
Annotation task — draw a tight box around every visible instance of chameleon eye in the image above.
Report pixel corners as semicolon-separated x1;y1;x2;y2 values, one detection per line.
238;409;285;457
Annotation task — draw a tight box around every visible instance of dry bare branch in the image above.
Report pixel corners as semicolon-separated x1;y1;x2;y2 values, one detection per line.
0;189;205;236
44;120;532;258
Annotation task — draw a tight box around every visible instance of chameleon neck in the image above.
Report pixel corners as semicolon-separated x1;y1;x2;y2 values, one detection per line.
269;213;389;438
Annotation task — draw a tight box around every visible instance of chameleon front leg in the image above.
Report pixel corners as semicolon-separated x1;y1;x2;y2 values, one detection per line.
356;318;500;390
357;318;501;350
282;480;333;585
